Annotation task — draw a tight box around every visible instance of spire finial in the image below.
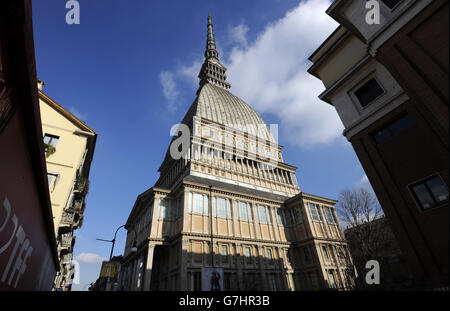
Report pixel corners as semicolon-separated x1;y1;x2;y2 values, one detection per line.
197;14;231;92
206;14;217;59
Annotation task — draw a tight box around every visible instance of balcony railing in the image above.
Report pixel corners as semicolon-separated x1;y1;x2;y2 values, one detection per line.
60;211;75;226
60;233;74;249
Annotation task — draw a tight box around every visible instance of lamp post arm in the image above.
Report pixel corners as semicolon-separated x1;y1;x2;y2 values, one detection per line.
110;225;126;260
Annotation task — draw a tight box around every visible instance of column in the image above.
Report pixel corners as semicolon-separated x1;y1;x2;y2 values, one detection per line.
277;246;288;290
180;239;189;290
143;244;155;291
235;243;243;290
257;245;268;290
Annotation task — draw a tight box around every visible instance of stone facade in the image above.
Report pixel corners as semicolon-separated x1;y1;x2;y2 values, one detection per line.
308;0;448;289
119;16;355;291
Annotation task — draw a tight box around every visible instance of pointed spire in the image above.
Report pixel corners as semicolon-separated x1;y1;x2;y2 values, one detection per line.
206;14;218;59
198;15;231;92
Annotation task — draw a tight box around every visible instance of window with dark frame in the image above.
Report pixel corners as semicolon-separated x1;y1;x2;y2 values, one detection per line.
328;270;337;288
409;175;449;211
322;245;329;260
43;134;59;151
323;206;336;224
380;0;402;9
266;248;274;265
47;172;59;191
308;203;322;222
354;78;384;107
221;245;229;264
371;113;413;144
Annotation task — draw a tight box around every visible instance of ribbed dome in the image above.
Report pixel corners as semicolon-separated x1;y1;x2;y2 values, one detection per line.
192;83;276;143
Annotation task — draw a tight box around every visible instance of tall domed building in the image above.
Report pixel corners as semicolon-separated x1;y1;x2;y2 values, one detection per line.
119;16;355;291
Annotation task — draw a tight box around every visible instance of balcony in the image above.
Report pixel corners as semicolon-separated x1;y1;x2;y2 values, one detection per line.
61;253;72;264
72;198;84;212
60;210;75;226
60;233;75;250
74;176;89;197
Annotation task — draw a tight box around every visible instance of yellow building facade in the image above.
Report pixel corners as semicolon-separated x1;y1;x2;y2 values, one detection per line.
119;16;355;291
38;81;97;290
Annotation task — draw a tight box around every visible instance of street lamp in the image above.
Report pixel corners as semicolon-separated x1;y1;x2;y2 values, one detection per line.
96;225;137;260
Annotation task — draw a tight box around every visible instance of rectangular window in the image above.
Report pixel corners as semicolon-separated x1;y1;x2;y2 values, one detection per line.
371;114;413;144
159;199;169;220
47;172;59;191
258;205;267;223
308;203;321;222
217;198;227;218
328;270;337;288
221;245;228;256
322;245;329;260
203;195;209;215
188;192;192;213
193;193;204;214
354;78;384;107
409;175;449;211
236;201;252;221
380;0;401;9
244;246;251;264
266;248;274;264
239;202;248;221
43;134;59;148
276;209;284;225
258;205;272;224
221;245;229;264
227;199;232;218
323;207;336;224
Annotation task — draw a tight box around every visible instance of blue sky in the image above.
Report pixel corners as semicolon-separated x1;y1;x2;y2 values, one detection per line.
32;0;369;290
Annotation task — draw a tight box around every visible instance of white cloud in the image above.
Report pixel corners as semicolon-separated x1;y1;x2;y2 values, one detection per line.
159;71;180;112
178;59;203;88
225;0;342;147
228;24;249;48
74;253;106;264
161;0;342;147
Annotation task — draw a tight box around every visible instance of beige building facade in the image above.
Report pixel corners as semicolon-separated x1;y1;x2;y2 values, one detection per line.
38;82;97;290
120;16;355;291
